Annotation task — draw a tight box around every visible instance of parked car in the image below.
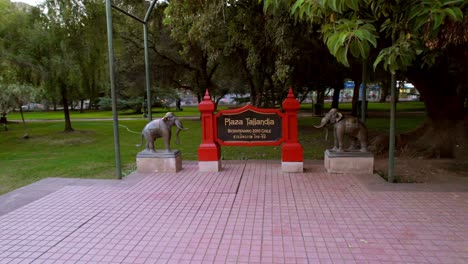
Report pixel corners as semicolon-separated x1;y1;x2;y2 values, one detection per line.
21;103;44;111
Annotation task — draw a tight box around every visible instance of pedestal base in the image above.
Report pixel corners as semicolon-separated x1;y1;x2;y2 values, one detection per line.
282;162;303;173
324;149;374;174
199;160;222;172
136;150;182;173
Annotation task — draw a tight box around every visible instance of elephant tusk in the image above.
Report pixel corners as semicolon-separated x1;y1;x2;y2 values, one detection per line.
336;112;343;122
175;124;189;131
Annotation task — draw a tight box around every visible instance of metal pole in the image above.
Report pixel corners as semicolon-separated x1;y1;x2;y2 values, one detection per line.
111;4;145;24
105;0;122;179
143;23;152;121
144;0;158;22
388;72;396;182
361;60;367;123
143;0;157;122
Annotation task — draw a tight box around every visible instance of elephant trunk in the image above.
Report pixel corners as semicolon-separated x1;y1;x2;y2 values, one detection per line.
314;117;328;129
174;118;189;145
135;133;143;147
314;117;330;141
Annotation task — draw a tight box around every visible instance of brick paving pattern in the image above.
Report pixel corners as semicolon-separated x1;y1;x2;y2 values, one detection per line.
0;161;467;263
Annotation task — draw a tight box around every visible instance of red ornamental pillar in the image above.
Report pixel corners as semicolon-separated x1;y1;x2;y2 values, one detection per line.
198;89;221;171
281;88;304;171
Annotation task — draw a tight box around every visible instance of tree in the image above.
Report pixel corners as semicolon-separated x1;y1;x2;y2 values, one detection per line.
264;0;467;158
1;0;109;132
0;82;37;138
164;0;321;107
0;0;42;137
163;0;224;101
37;0;108;131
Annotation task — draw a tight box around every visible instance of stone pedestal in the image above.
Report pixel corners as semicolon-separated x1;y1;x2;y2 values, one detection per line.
324;149;374;174
136;150;182;173
282;162;303;173
199;160;222;172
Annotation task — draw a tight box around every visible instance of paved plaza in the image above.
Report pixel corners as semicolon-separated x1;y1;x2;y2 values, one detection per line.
0;161;467;264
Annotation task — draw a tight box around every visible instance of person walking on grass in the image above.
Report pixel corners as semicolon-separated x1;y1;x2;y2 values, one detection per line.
1;113;7;131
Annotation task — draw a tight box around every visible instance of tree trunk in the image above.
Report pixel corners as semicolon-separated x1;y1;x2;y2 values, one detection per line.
53;100;57;111
351;78;361;116
80;99;84;113
61;87;74;132
315;88;325;115
298;89;310;104
331;87;341;109
405;63;467;158
19;107;29;138
379;76;390;102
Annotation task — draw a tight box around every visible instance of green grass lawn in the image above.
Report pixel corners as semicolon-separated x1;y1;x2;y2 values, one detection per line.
0;109;427;195
7;101;425;120
300;101;426;112
6;105;225;120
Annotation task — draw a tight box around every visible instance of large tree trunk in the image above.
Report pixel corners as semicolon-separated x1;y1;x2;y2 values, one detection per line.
379;76;390;102
351;78;361;116
61;87;74;132
314;88;325;115
80;99;84;113
405;62;467;158
331;87;341;109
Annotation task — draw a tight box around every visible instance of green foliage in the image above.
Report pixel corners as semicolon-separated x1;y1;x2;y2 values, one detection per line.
373;0;465;71
0;0;109;131
0;83;37;112
263;0;466;72
373;35;422;74
164;0;304;106
98;97;144;113
409;0;464;32
322;18;377;66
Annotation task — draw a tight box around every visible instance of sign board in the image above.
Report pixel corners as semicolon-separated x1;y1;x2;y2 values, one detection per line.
198;88;303;172
215;105;283;146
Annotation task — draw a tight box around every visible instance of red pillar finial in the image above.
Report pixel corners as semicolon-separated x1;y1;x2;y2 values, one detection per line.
287;87;295;99
203;89;211;101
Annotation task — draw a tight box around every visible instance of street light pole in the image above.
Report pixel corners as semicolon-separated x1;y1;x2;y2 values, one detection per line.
143;23;152;121
105;0;122;179
143;0;158;122
388;72;396;183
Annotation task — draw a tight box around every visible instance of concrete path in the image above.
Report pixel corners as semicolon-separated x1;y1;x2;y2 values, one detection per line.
0;161;467;263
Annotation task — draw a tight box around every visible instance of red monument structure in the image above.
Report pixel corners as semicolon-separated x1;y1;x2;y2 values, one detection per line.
198;88;303;172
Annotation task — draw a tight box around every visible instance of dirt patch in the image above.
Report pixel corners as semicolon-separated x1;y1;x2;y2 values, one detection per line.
374;158;468;183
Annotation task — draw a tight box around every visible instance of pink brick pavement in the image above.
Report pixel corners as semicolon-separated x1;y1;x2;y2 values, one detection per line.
0;161;467;263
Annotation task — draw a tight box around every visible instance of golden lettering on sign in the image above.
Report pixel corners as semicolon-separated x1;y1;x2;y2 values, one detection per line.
223;117;275;126
224;118;244;126
219;113;280;142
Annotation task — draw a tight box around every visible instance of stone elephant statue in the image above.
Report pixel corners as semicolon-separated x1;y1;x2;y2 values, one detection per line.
136;112;188;152
314;108;368;152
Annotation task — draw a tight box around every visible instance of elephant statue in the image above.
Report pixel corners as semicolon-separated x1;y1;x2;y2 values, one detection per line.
136;112;188;153
314;108;368;152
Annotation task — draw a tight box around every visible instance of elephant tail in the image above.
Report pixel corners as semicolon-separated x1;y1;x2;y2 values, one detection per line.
135;133;144;147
